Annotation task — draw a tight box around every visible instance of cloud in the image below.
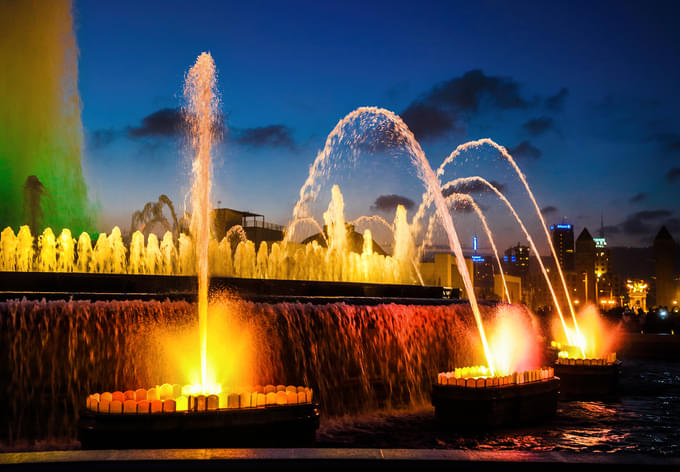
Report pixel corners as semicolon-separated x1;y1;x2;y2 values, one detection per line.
666;167;680;183
545;88;569;111
541;205;559;215
127;108;185;138
442;180;506;197
629;193;647;204
507;141;542;160
620;209;673;235
427;69;529;111
522;117;554;136
401;69;532;140
370;194;415;213
233;125;296;149
400;103;456;140
126;107;226;140
448;198;487;214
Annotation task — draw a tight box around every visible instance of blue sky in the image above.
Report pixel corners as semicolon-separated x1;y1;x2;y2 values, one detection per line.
75;0;680;251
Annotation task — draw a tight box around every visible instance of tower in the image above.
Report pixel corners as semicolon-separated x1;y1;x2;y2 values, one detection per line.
653;226;676;307
575;228;596;303
550;222;574;271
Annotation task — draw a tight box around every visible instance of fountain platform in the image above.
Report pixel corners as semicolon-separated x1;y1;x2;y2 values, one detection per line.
78;401;320;449
553;359;621;399
431;375;560;429
0;271;450;302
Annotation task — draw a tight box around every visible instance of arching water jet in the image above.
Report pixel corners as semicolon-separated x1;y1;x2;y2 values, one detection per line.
286;107;496;374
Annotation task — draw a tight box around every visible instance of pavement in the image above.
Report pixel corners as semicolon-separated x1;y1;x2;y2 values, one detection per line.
1;448;679;471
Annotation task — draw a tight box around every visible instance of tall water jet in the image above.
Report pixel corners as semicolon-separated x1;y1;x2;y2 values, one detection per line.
0;0;93;232
184;52;220;394
323;185;348;254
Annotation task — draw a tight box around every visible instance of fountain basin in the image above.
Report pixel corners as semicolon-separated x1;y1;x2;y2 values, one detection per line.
78;402;320;449
554;356;621;399
431;369;559;429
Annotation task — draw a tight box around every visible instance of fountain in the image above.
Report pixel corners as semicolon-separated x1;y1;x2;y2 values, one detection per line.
0;0;93;234
77;53;320;448
549;304;622;398
0;5;619;450
431;304;559;428
0;101;579;446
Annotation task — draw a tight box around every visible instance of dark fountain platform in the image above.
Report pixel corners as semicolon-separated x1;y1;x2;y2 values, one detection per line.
78;402;320;449
553;360;622;399
431;377;560;429
0;270;458;304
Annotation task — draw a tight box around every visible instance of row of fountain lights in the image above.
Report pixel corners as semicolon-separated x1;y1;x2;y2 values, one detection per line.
437;351;617;389
551;340;617;366
437;366;556;388
86;383;314;414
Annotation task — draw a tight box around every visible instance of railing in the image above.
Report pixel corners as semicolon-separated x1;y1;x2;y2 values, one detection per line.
241;218;285;233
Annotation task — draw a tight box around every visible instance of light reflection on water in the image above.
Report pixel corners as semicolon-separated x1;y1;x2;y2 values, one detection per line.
318;359;680;456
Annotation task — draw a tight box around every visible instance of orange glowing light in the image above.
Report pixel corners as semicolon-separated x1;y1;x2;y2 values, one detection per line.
551;304;621;360
487;305;542;376
151;298;260;396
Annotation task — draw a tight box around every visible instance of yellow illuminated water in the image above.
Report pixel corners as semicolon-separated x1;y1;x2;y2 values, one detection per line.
185;52;219;394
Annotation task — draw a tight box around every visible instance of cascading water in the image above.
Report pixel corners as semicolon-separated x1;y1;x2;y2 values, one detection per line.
1;297;538;444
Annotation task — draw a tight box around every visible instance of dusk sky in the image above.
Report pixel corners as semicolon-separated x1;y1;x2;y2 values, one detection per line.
75;0;680;253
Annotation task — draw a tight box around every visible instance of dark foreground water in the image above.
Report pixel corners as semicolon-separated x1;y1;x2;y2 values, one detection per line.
317;358;680;456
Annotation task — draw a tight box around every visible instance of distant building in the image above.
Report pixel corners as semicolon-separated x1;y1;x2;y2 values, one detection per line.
494;273;522;303
550;223;575;271
211;208;285;247
472;254;496;300
653;226;676;307
300;223;387;255
503;243;530;278
593;236;609;277
594;215;610;277
420;253;474;297
574;228;596;304
420;252;515;302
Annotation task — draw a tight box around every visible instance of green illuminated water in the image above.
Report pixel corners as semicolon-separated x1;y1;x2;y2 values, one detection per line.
0;0;93;233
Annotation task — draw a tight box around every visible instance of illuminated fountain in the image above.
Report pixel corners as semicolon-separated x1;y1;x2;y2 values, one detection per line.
431;305;559;428
549;304;622;398
77;53;320;448
1;105;578;442
0;7;605;444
